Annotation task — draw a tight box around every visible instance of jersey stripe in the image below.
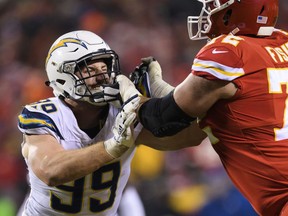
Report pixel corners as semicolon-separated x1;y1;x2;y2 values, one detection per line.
18;108;64;139
192;58;245;81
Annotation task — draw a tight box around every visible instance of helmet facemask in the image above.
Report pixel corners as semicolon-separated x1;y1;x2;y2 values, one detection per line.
187;0;235;40
56;50;121;106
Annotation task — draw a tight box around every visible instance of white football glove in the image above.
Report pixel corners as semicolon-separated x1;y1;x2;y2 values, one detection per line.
141;57;174;97
116;74;142;102
92;83;123;108
95;75;141;109
103;95;140;158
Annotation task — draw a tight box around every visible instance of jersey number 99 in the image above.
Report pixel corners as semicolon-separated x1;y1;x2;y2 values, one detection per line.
50;162;120;214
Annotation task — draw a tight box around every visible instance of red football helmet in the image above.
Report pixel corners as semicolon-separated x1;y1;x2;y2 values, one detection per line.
188;0;279;40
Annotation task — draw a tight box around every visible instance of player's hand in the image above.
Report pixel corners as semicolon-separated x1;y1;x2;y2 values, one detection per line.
116;75;141;102
130;56;174;98
129;57;155;97
103;95;140;158
92;83;123;108
140;56;163;82
93;75;141;108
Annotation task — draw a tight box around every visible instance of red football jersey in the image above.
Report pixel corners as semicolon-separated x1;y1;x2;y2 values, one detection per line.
192;29;288;216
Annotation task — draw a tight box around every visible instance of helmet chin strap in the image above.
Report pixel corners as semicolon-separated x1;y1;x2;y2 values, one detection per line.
71;83;107;106
87;99;108;106
89;91;109;106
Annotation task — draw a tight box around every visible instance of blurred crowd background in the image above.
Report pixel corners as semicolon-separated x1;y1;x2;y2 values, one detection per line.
0;0;287;215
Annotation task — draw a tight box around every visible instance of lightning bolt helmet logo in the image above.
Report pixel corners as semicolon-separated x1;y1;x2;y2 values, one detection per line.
45;38;87;66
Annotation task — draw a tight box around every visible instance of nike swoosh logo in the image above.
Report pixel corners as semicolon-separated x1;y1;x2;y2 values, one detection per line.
212;49;229;54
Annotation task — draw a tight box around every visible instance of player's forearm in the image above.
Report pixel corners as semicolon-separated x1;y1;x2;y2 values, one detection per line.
38;143;113;186
136;93;195;137
136;121;206;150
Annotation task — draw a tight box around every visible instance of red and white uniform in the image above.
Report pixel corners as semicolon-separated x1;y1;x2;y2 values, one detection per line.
192;29;288;216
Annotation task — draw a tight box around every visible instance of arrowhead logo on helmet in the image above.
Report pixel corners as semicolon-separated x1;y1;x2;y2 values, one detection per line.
45;38;88;66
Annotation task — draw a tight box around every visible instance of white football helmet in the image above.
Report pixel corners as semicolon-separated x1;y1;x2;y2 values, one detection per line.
45;30;121;105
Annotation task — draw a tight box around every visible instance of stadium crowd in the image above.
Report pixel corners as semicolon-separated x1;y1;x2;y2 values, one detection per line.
0;0;287;215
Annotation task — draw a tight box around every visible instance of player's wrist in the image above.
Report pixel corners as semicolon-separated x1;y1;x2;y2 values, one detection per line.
136;96;150;120
150;79;174;97
103;138;129;159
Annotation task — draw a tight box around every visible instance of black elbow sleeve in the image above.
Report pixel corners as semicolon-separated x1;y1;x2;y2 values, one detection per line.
138;91;196;137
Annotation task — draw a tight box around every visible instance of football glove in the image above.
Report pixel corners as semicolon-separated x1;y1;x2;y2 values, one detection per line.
130;56;174;98
93;83;123;108
116;75;142;102
94;75;141;109
103;95;140;158
129;58;153;97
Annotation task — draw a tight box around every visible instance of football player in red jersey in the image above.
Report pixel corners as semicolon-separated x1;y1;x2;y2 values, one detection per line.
114;0;288;215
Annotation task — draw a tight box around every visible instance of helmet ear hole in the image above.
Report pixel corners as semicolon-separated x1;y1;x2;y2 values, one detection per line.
260;6;265;14
223;9;232;26
56;79;66;85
